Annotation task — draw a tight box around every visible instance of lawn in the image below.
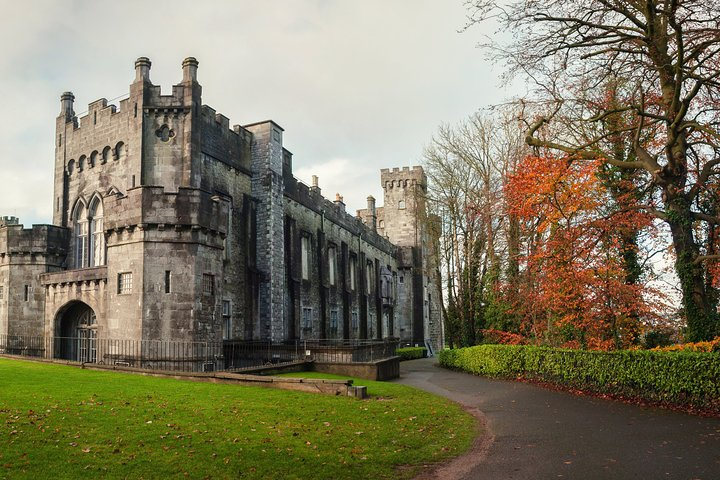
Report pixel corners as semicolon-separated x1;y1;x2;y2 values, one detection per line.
0;358;474;479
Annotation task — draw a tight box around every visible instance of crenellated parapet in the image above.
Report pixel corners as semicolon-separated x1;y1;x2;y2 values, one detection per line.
284;176;397;256
199;105;253;174
380;166;427;191
0;223;69;258
103;186;229;239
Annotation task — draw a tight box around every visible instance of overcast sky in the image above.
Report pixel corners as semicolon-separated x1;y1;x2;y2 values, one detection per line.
0;0;518;225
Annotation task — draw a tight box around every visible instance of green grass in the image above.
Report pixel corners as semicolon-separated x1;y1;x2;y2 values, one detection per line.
0;359;474;479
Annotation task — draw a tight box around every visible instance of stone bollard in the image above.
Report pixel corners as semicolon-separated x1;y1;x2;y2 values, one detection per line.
349;385;368;399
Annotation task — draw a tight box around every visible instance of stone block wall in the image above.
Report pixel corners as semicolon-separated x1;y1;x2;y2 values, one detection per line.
4;56;445;354
247;121;286;342
283;177;398;341
0;224;68;337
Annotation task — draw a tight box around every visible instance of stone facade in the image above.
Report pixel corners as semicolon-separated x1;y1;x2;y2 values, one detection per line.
0;57;444;362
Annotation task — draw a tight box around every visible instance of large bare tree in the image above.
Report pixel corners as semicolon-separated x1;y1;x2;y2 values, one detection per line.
466;0;720;340
424;110;526;346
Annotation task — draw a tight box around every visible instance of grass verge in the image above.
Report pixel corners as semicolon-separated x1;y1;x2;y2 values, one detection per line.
0;358;474;479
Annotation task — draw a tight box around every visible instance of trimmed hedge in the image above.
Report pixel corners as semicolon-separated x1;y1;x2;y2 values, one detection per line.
439;345;720;411
396;347;427;361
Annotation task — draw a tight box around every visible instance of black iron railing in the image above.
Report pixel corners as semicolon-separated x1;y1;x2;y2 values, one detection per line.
0;335;399;373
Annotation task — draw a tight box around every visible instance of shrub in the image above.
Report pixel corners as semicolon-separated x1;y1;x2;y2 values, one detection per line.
652;336;720;353
438;344;720;411
396;347;427;361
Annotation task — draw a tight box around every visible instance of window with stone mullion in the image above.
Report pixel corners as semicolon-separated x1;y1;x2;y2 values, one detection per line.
89;198;105;267
76;219;88;268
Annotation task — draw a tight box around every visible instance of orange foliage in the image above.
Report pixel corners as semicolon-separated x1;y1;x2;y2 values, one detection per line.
502;154;666;350
480;329;529;345
652;337;720;353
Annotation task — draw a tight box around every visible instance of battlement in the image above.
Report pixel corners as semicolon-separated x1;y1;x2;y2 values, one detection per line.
200;104;252;140
103;186;229;235
59;56;200;130
284;177;396;255
380;165;427;189
0;216;19;227
0;222;69;256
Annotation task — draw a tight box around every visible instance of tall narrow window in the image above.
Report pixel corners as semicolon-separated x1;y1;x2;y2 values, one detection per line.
114;141;125;161
224;205;232;260
301;235;310;280
349;257;356;291
351;311;359;330
366;262;373;293
330;310;339;333
74;202;88;268
165;271;171;294
328;245;336;286
24;285;31;302
222;300;232;340
102;146;111;164
89;198;105;267
203;274;215;296
302;307;312;330
0;285;4;300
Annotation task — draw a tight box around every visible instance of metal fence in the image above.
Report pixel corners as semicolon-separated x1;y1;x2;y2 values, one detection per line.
0;335;399;373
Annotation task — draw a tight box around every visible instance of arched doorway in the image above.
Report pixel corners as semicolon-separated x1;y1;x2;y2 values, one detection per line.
55;302;97;362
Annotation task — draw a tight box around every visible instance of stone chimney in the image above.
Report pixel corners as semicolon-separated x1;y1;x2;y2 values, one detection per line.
367;195;377;232
310;175;321;195
135;57;152;83
334;193;345;211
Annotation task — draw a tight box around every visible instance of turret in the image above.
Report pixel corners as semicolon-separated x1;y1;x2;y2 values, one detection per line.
182;57;199;83
380;166;427;248
0;216;19;227
134;57;151;83
60;92;74;123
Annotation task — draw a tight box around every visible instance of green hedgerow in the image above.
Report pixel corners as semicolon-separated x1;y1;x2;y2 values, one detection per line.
439;345;720;410
396;347;426;361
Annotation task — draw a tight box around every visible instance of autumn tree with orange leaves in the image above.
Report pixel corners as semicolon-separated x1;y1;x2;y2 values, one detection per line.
505;154;668;349
465;0;720;341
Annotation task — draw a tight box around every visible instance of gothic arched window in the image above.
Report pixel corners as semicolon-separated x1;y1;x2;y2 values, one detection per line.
74;202;88;268
73;196;105;269
89;197;105;266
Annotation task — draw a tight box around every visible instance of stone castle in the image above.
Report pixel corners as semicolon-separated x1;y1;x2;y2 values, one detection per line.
0;57;443;362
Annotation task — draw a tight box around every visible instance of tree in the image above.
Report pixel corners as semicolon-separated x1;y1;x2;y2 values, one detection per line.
466;0;720;340
506;153;667;348
424;110;527;346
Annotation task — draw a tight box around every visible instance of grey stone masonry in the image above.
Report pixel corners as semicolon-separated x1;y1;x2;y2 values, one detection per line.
2;56;445;362
0;223;68;337
247;121;286;342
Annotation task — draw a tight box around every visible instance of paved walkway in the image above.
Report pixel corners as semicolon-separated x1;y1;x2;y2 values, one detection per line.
393;357;720;480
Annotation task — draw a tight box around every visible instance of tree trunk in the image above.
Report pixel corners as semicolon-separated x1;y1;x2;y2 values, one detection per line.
666;198;718;341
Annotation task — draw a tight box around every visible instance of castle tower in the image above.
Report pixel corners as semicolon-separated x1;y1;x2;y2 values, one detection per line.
379;166;443;351
46;57;232;362
380;167;427;248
